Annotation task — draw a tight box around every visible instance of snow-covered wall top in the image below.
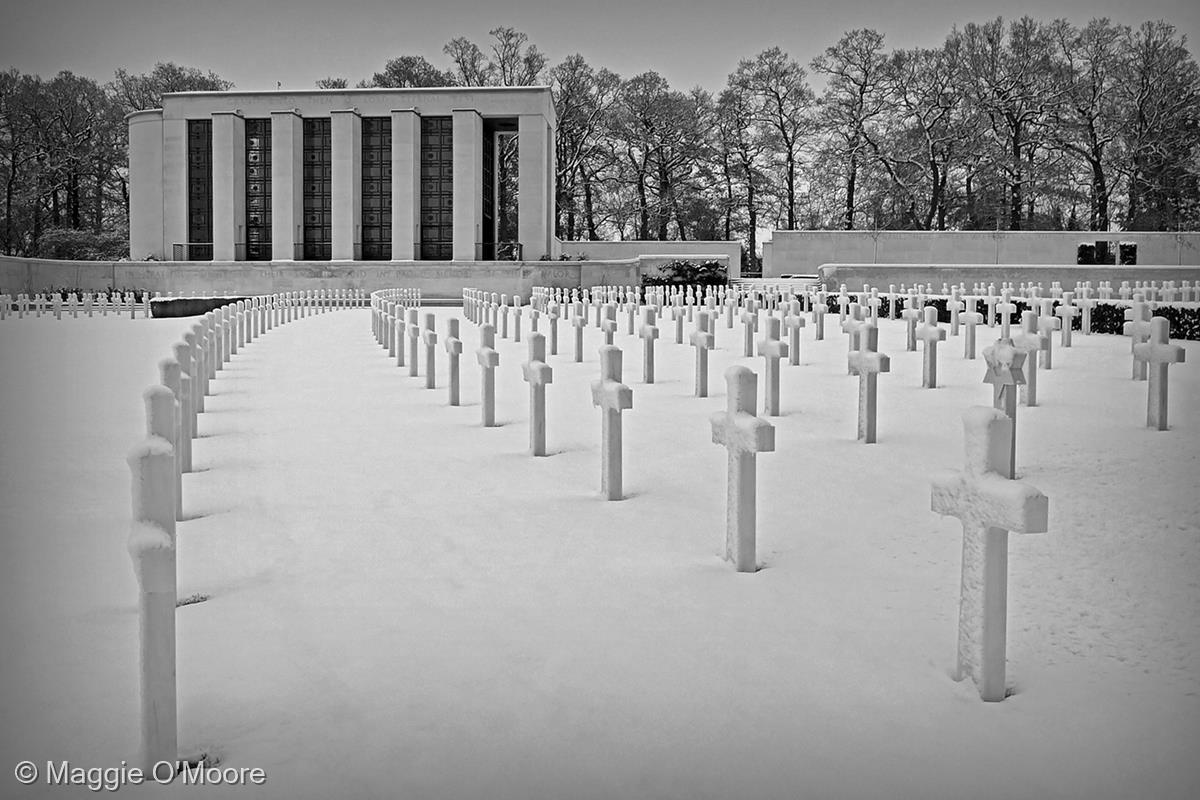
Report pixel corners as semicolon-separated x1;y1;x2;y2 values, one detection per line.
765;230;1200;277
0;254;642;297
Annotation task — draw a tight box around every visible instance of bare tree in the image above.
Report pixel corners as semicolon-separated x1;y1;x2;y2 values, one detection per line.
551;54;621;239
1117;20;1200;229
811;29;889;230
357;56;455;88
960;17;1064;230
1047;18;1127;230
112;62;232;112
730;48;814;230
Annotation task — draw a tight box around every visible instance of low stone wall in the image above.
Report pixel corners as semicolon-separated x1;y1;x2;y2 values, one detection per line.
559;240;743;279
765;230;1200;277
817;263;1200;292
0;255;644;297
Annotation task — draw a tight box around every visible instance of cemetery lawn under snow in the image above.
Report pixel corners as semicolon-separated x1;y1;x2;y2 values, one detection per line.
1;305;1198;800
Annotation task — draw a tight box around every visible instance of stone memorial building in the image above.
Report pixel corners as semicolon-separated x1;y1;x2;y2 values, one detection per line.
128;87;556;263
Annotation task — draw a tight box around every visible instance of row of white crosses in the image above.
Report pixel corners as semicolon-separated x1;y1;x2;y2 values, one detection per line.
461;287;771;527
160;287;368;308
0;287;372;322
933;283;1190;699
471;282;1183;701
1119;291;1189;428
836;281;1115;340
834;283;1191;431
481;277;1181;479
0;290;151;320
126;291;355;772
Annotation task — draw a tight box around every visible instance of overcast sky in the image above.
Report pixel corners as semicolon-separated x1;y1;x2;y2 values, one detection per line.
4;0;1198;93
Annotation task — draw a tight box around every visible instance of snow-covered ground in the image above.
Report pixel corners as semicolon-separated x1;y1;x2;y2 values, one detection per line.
1;303;1197;799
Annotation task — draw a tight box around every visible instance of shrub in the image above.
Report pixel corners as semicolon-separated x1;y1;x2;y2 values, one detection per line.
641;259;727;287
34;228;129;261
40;286;150;303
1077;243;1096;265
1119;241;1137;265
1095;240;1115;265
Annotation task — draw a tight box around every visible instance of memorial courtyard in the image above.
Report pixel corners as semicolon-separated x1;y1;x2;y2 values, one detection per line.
0;295;1197;798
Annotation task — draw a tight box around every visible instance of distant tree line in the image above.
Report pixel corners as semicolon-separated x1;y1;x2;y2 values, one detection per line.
0;63;230;257
2;19;1197;266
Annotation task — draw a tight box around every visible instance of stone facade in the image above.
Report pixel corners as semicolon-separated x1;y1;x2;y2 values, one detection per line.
128;87;557;263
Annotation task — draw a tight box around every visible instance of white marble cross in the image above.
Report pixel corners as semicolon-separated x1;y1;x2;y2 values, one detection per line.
711;366;775;572
639;307;660;384
784;301;806;366
513;303;523;343
1123;296;1153;381
602;302;618;345
444;318;463;406
691;310;716;397
962;311;984;359
547;301;560;355
1012;311;1043;407
917;306;947;388
126;403;179;770
740;305;758;357
1133;317;1186;430
591;346;633;501
477;323;500;427
155;362;184;520
392;309;405;367
848;323;890;443
994;295;1019;341
901;298;922;352
757;316;789;416
182;330;204;414
522;332;554;456
1054;294;1079;348
422;313;438;389
1035;299;1060;369
984;289;998;328
842;303;868;375
982;339;1027;479
673;305;686;345
170;343;195;473
867;290;882;325
405;308;421;378
947;297;965;336
812;301;827;341
1068;295;1093;337
572;303;587;363
931;406;1048;702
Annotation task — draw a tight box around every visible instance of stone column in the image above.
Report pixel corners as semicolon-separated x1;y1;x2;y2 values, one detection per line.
518;113;551;260
161;115;188;261
391;109;421;260
271;109;303;260
331;109;362;260
128;110;165;260
211;111;245;261
452;109;483;261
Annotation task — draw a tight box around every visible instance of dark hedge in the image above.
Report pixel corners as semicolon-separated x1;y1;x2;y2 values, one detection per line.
811;292;1199;340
